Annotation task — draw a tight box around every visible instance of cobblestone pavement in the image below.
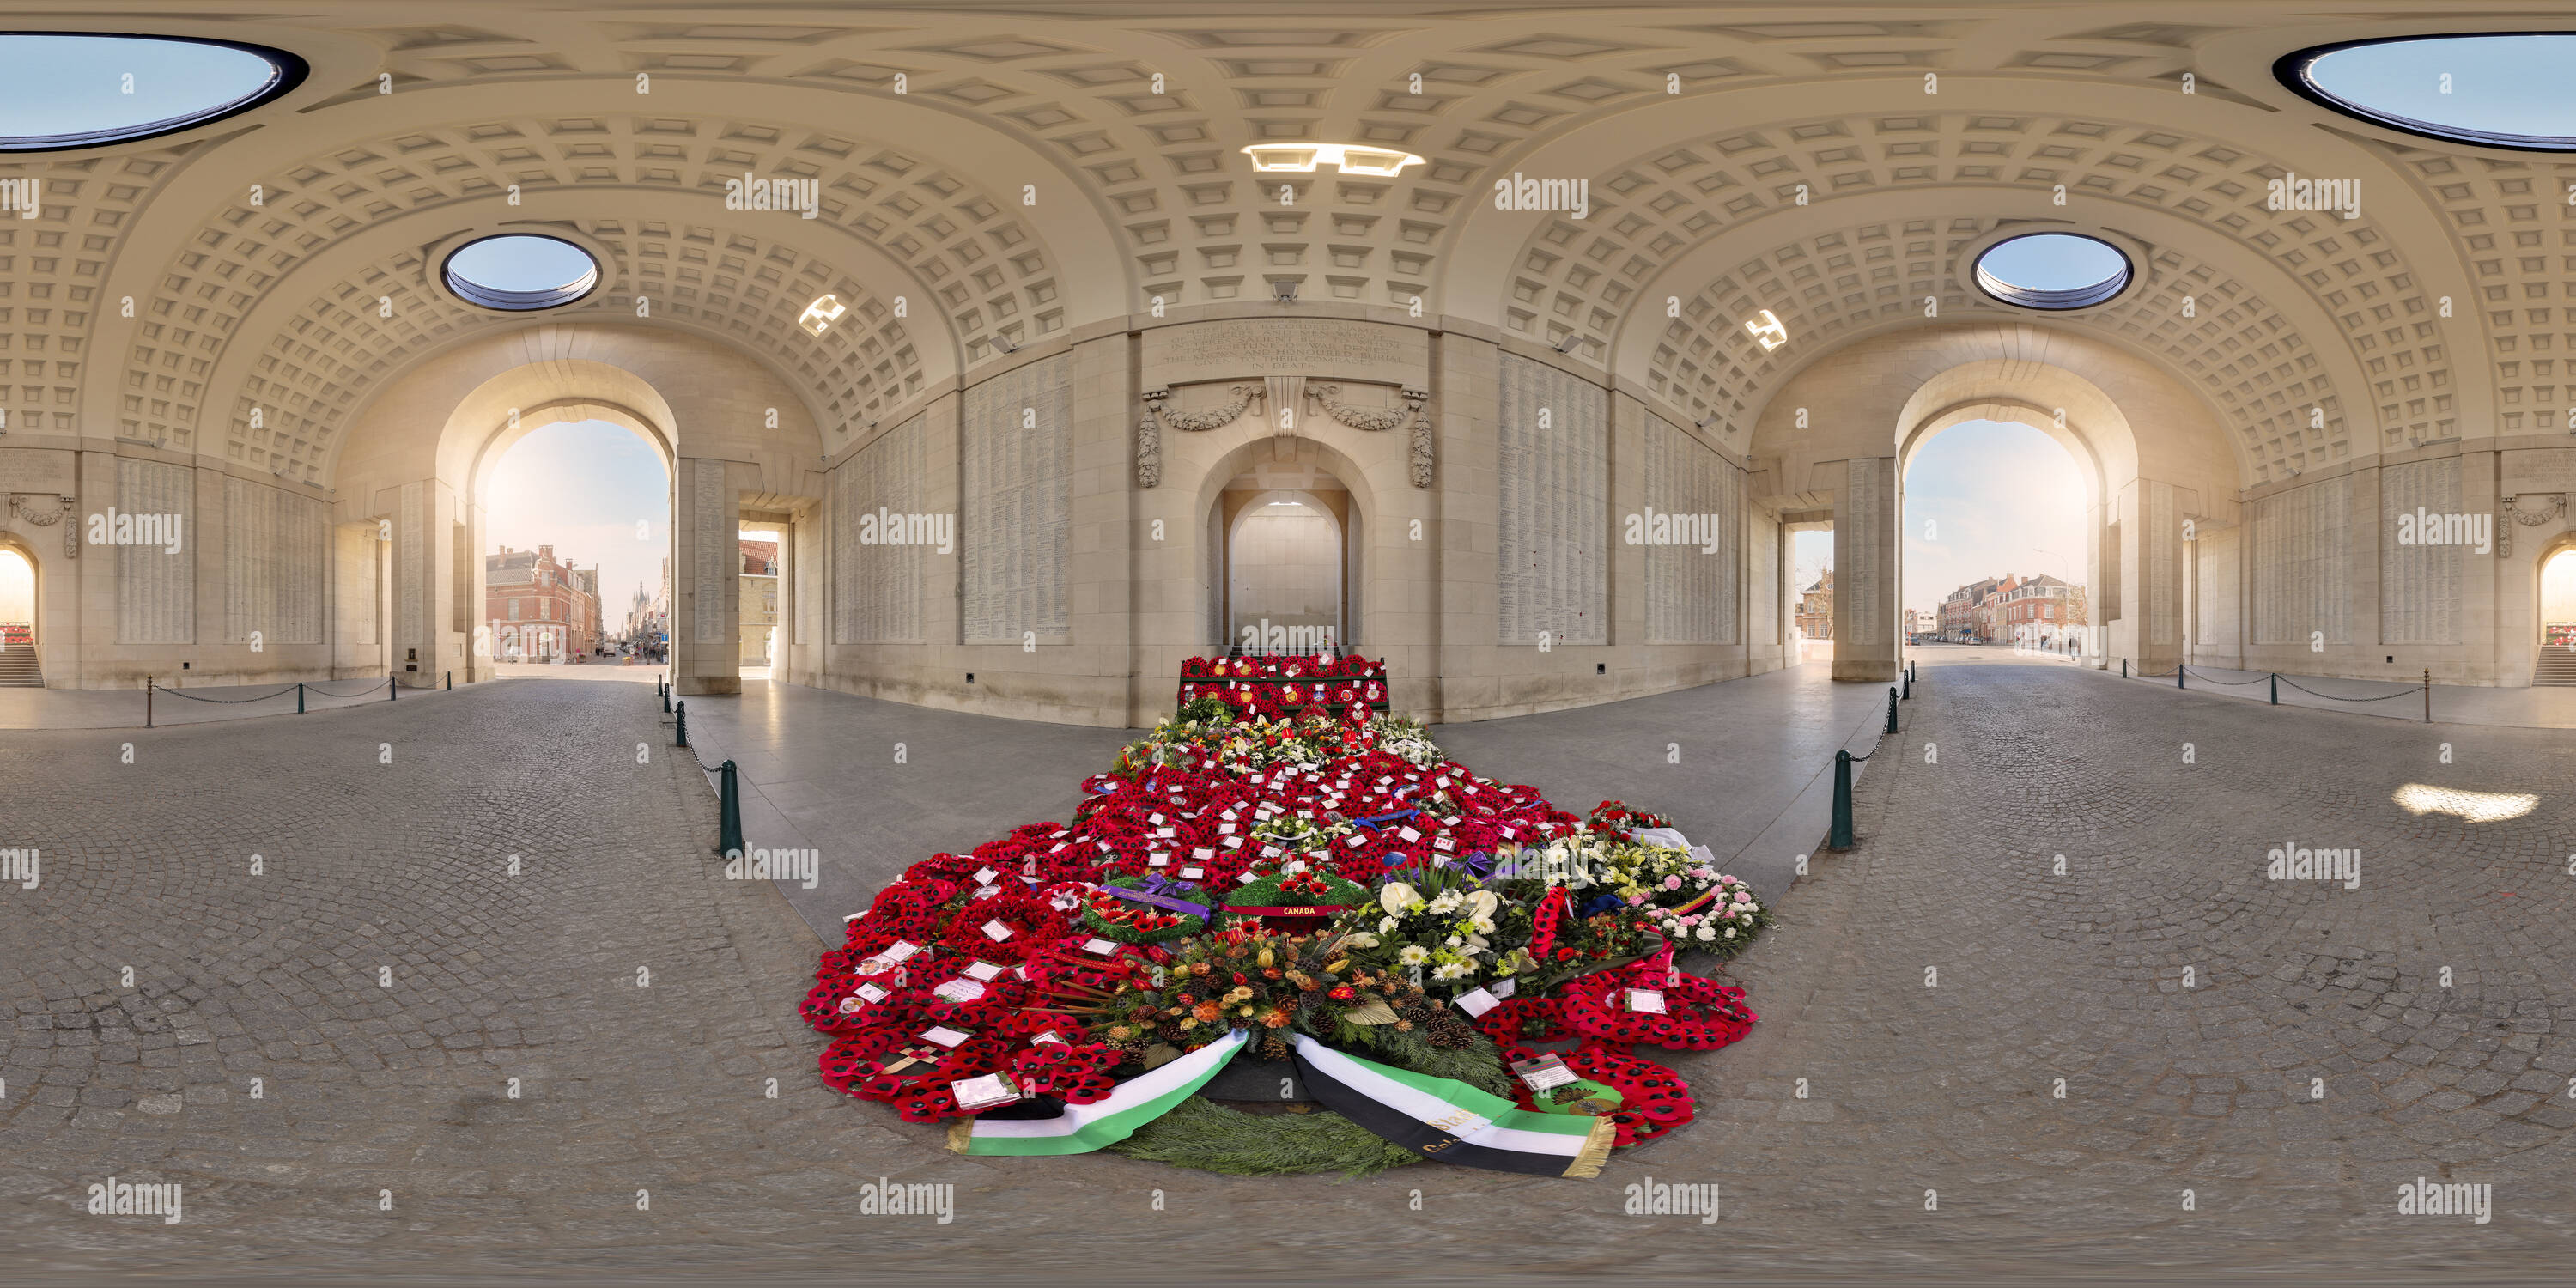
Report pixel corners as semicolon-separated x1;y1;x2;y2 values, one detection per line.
3;670;2571;1281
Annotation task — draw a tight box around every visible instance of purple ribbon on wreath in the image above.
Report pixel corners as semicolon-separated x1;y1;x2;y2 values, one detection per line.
1434;849;1498;880
1106;877;1213;919
1353;807;1421;830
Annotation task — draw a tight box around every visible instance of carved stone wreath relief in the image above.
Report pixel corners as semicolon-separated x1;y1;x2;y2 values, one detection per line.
5;493;77;558
1137;380;1431;489
2495;493;2567;559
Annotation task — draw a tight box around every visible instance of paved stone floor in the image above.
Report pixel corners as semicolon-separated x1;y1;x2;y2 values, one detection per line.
681;658;1889;943
3;667;2570;1281
1912;641;2576;728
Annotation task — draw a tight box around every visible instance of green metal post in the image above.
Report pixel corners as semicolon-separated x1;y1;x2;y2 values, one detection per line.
2269;673;2278;704
1886;687;1898;734
2178;665;2184;690
297;683;306;715
1828;750;1855;851
389;676;398;701
676;700;688;748
718;760;744;859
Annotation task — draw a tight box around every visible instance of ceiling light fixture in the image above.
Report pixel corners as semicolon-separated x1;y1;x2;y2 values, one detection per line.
1553;333;1583;354
989;333;1020;354
799;294;847;336
1239;143;1426;175
1743;310;1789;352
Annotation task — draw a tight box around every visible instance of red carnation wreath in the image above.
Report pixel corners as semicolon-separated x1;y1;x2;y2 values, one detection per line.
1501;1043;1697;1147
1558;966;1756;1050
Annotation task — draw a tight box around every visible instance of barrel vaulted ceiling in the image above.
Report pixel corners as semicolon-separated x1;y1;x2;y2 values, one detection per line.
4;3;2569;491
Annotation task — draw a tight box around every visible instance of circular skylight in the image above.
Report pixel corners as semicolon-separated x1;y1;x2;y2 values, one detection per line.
0;33;303;152
2280;34;2576;151
1972;233;2131;310
442;234;600;311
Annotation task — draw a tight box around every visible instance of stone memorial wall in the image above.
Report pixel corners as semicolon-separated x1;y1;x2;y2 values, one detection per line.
1495;353;1606;647
224;476;327;646
692;461;730;645
1839;458;1886;648
1643;416;1741;645
832;412;933;644
2379;458;2463;646
963;354;1071;645
2252;475;2352;647
115;459;194;644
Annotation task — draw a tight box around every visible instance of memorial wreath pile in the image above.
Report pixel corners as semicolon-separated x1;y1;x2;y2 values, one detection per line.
803;655;1769;1178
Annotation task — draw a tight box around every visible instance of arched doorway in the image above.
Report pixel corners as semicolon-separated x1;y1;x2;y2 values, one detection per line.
1201;452;1362;655
0;542;36;686
1226;490;1343;653
2540;543;2576;685
474;414;673;672
1899;416;2095;659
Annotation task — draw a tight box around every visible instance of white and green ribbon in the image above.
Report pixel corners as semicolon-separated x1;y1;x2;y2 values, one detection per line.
946;1030;1249;1157
1289;1034;1613;1178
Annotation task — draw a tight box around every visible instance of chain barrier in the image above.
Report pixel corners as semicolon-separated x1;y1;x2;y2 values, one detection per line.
304;678;395;697
155;683;300;704
2127;663;2424;703
2175;667;2269;687
2275;675;2424;702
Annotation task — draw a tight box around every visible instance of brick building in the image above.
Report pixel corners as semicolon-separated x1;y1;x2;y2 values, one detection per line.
485;544;603;662
739;538;780;665
1935;574;2085;644
1795;568;1832;640
1992;574;2084;641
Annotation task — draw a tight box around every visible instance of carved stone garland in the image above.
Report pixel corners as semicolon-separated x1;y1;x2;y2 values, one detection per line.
1309;384;1432;489
1134;380;1435;489
5;493;76;558
1137;385;1262;488
2497;493;2567;558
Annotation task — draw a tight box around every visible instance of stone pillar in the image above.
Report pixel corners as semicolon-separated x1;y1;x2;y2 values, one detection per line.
2082;495;2112;669
383;477;460;688
2126;478;2188;675
1832;455;1897;682
674;455;742;696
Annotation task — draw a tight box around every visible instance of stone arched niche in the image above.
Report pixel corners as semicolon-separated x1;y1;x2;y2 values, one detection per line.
1219;483;1350;654
1183;435;1380;662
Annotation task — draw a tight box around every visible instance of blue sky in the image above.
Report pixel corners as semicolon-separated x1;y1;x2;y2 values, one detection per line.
0;35;279;142
450;235;595;292
480;421;670;612
1792;418;2089;617
2306;35;2576;139
1978;233;2123;291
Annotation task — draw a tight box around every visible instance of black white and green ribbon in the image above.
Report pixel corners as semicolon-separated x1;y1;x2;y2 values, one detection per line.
1289;1035;1613;1178
946;1030;1249;1157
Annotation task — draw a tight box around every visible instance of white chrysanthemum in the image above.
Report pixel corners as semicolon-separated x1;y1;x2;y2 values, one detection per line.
1398;945;1431;965
1431;962;1471;981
